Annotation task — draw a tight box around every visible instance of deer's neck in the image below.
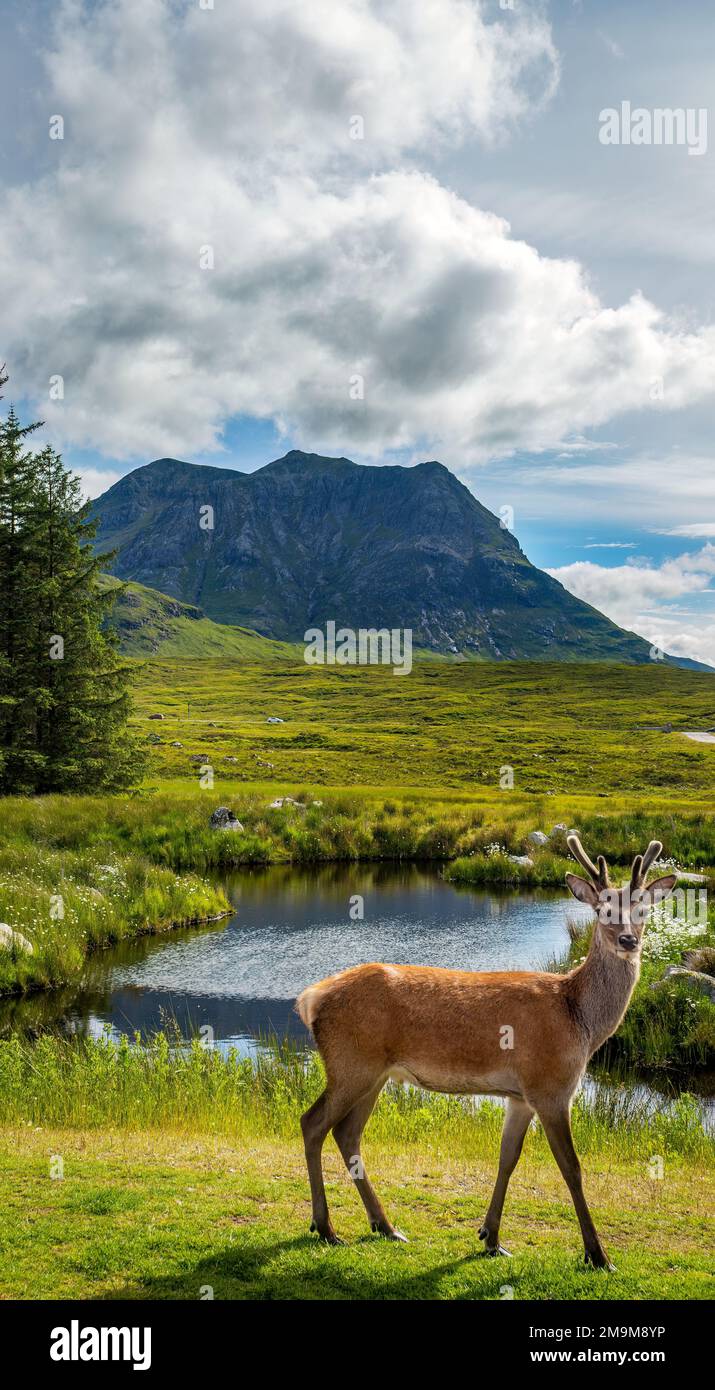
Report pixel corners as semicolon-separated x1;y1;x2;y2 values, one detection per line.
568;928;641;1052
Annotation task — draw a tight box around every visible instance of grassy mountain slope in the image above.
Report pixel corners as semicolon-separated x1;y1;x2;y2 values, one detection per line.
101;577;295;660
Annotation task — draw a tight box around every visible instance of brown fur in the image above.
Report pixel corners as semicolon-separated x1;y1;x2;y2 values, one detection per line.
296;838;677;1264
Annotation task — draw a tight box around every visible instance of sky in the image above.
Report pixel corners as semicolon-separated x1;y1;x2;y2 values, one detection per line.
1;0;715;664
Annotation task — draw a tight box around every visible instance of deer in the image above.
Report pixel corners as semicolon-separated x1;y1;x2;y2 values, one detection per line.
296;836;677;1267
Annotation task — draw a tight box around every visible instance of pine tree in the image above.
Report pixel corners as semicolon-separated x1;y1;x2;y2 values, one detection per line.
0;379;44;792
0;380;146;794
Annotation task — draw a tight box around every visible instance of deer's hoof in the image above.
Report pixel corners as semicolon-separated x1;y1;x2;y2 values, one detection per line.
585;1248;615;1271
309;1221;345;1246
479;1226;511;1256
371;1221;408;1243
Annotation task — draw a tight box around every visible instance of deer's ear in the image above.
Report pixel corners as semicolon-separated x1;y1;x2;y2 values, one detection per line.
565;873;599;907
643;874;678;902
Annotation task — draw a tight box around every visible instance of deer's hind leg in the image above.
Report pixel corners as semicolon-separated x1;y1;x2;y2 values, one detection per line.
301;1073;383;1244
332;1083;407;1242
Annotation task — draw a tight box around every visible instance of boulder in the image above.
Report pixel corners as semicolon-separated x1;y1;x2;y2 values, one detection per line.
209;807;244;832
659;966;715;1003
269;796;306;811
0;923;34;954
549;824;569;837
170;741;183;748
508;854;534;867
224;756;239;764
683;947;715;973
266;716;284;725
527;830;549;846
148;713;164;720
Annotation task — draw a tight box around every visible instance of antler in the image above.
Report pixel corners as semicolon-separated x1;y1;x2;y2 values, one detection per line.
567;834;610;890
630;840;663;892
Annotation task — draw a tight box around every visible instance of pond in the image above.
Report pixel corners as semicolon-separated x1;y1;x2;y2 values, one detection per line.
1;862;711;1121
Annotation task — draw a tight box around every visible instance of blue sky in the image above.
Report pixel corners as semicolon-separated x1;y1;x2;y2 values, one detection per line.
1;0;715;661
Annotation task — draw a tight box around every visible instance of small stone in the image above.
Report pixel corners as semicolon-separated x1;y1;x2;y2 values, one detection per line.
209;807;244;832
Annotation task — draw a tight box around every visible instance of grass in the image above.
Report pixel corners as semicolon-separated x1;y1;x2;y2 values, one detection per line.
0;1037;711;1300
132;655;715;793
0;843;228;995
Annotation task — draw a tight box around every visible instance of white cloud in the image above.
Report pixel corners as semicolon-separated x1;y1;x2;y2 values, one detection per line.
1;0;715;464
549;545;715;665
657;522;715;538
584;541;637;549
77;466;122;501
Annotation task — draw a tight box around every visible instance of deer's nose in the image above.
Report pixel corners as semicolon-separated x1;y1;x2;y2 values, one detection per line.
618;933;638;951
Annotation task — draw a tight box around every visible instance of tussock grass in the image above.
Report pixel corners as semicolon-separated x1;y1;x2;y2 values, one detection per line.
0;1033;710;1162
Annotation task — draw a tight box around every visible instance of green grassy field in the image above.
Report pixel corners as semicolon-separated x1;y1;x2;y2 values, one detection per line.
132;656;715;793
0;1037;710;1301
1;659;714;1301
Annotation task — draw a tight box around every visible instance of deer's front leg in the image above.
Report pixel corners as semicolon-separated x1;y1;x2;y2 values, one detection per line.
479;1098;533;1256
536;1101;614;1270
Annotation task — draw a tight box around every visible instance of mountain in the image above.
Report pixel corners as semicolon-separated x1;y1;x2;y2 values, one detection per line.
100;578;294;660
92;451;702;666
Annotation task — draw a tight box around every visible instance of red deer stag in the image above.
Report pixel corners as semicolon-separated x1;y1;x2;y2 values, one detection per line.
296;836;676;1266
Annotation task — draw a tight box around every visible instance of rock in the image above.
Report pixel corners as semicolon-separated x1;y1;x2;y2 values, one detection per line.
148;713;164;720
659;966;715;1003
170;741;183;748
508;855;534;867
269;796;306;811
224;756;238;764
549;824;568;837
527;831;549;846
209;807;244;832
0;923;34;954
682;947;715;974
675;870;706;884
189;753;210;763
266;716;284;724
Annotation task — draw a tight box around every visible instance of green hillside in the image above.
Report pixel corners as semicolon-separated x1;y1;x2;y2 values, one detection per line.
102;577;296;660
